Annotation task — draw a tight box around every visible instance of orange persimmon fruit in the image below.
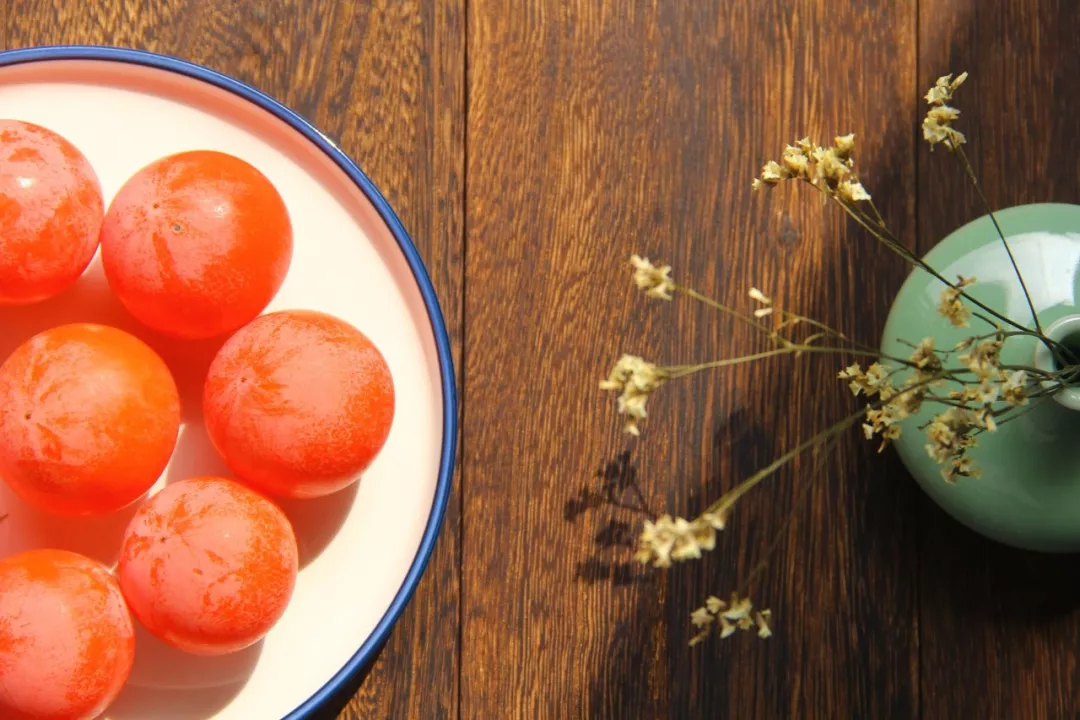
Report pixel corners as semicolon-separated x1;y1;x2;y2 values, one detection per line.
117;476;298;656
0;119;104;306
0;549;135;720
203;310;395;499
0;323;181;516
100;150;293;339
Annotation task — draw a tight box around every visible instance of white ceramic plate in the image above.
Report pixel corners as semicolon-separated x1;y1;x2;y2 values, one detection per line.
0;47;456;719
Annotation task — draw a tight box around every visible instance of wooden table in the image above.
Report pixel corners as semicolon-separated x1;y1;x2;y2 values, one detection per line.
6;1;1080;717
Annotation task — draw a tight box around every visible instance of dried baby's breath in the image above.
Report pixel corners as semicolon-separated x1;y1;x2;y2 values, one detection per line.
923;73;968;150
635;513;724;568
689;592;771;646
838;178;871;203
937;276;976;328
959;339;1003;382
1002;370;1029;406
748;287;774;317
838;362;891;398
630;255;675;300
600;355;668;436
781;145;810;179
755;133;872;206
924;407;981;482
908;337;942;376
924;72;968;106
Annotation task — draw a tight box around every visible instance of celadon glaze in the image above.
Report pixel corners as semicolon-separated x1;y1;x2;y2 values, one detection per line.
881;203;1080;551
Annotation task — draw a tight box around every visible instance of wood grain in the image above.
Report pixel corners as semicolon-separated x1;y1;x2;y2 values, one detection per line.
2;2;464;719
916;2;1080;718
9;1;1080;717
464;1;918;717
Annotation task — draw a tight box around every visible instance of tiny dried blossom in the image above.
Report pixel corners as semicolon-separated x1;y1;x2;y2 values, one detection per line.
923;73;968;150
630;255;675;300
892;375;929;417
908;337;943;376
755;134;863;196
749;287;774;317
937;276;976;328
833;133;856;159
925;72;969;106
635;512;725;568
1002;370;1029;407
838;362;891;397
600;355;668;436
748;287;772;305
838;178;871;203
923;105;967;150
753;160;785;189
860;375;939;452
924;407;981;482
811;145;853;189
959;339;1003;381
689;593;771;646
863;407;904;451
781;145;810;178
968;379;1000;406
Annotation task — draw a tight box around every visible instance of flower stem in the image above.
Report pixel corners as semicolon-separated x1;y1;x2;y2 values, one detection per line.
736;435;841;595
697;376;938;519
676;285;780;340
815;184;1035;339
954;145;1043;337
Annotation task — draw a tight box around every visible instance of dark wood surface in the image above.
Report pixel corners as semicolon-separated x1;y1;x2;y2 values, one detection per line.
5;1;1080;717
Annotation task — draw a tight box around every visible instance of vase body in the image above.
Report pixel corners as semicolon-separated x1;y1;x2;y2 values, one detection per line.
882;203;1080;551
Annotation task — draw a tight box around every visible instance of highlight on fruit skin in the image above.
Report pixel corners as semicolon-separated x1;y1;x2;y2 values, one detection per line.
0;323;181;516
99;149;293;339
117;476;299;656
0;119;105;306
203;309;395;499
0;548;135;720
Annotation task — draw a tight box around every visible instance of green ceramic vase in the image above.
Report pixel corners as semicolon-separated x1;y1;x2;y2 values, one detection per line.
882;203;1080;552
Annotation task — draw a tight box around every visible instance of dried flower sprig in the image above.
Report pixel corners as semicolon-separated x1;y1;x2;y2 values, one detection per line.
753;133;872;206
690;593;772;645
604;70;1078;645
630;255;675;300
633;512;728;567
599;355;668;436
923;72;969;150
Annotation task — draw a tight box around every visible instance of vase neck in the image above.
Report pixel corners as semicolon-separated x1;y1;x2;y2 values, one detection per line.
1033;314;1080;410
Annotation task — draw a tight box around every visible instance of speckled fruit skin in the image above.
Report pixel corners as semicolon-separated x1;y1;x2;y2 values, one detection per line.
99;149;293;339
0;549;135;720
203;309;395;499
0;323;181;516
0;119;104;306
117;477;299;656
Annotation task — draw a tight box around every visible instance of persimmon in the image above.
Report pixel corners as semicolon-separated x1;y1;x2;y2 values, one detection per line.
0;549;135;720
0;119;104;306
0;323;181;516
99;150;293;339
203;310;395;499
117;476;298;656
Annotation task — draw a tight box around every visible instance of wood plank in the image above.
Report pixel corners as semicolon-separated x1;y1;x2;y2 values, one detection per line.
3;3;464;719
916;2;1080;717
464;1;917;717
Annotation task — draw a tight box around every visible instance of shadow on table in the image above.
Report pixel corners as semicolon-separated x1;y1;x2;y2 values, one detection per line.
568;448;657;588
918;495;1080;619
301;640;388;720
578;410;774;717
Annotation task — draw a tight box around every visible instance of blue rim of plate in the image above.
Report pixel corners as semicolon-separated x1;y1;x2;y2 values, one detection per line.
0;45;458;719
